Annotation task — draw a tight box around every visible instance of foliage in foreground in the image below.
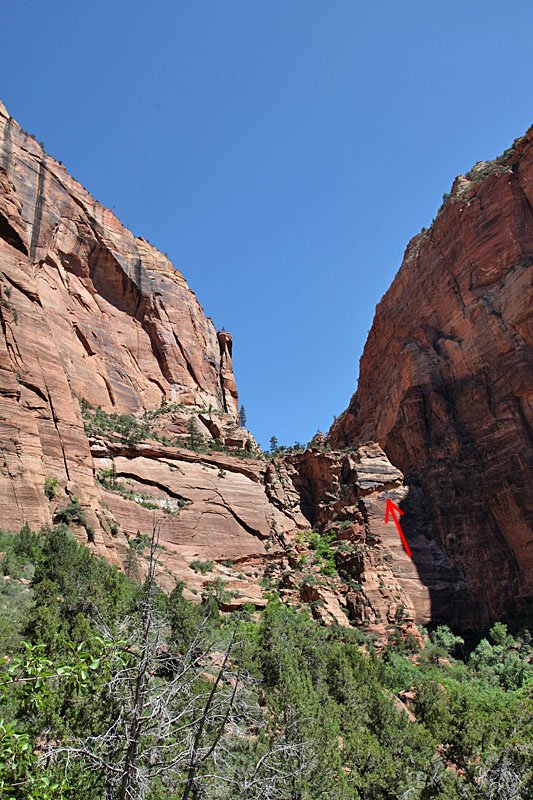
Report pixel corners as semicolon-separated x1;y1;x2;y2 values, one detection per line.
0;525;531;799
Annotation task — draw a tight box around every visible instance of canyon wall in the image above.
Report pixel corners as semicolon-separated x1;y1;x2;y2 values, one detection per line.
330;129;533;628
3;100;530;634
0;101;430;637
0;99;238;537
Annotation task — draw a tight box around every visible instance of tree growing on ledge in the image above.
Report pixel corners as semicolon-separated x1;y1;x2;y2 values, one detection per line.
188;417;204;451
239;404;247;428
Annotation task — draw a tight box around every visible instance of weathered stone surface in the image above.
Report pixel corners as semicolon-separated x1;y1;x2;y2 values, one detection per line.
0;100;239;537
93;440;292;556
264;443;436;632
0;99;238;418
330;129;533;628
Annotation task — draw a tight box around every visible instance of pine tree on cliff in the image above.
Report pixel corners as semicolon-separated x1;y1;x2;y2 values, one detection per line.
239;404;247;428
188;417;204;451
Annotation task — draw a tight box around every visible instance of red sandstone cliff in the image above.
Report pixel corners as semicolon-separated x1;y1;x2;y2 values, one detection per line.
0;102;424;637
6;100;528;636
0;99;239;534
330;129;533;628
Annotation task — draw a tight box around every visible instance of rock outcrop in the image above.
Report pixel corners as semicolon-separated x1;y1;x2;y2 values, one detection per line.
330;130;533;629
90;436;423;637
265;443;424;636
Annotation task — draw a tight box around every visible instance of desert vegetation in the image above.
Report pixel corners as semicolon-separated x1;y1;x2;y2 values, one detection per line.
0;524;531;799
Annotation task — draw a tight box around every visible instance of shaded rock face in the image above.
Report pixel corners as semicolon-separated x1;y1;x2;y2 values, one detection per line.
330;129;533;629
264;443;469;635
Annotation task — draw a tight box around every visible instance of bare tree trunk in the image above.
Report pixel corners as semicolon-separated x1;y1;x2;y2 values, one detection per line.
181;631;237;800
117;525;159;800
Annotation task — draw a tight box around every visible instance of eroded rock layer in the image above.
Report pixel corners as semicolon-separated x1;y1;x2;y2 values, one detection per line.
330;129;533;628
88;437;427;638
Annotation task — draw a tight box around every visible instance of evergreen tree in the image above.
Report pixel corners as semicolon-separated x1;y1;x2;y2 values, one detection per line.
188;416;204;451
239;404;247;428
1;524;532;800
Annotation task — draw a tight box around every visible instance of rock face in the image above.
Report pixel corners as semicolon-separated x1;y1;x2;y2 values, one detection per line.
5;100;529;635
90;437;424;636
0;100;238;537
0;101;427;636
330;130;533;629
265;443;425;635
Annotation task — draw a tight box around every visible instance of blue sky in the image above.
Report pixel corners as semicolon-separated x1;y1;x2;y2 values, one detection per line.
2;1;532;447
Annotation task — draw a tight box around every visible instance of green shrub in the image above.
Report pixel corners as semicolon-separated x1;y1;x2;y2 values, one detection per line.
81;405;150;445
54;497;95;543
190;560;214;574
306;530;337;575
44;476;58;500
0;523;531;800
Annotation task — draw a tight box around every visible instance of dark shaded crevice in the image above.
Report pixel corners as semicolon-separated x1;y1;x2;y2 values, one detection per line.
3;271;40;303
356;498;371;536
431;329;462;359
0;301;23;369
447;270;467;316
73;324;96;357
111;470;192;505
0;303;8;341
135;314;174;384
29;155;46;262
101;374;116;407
478;292;527;346
0;213;27;254
1;117;12;174
173;331;202;387
147;376;167;396
514;395;533;447
19;380;48;403
133;255;143;312
211;488;265;538
45;383;70;481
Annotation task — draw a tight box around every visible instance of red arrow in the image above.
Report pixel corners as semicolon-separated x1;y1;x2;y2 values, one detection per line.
384;499;412;558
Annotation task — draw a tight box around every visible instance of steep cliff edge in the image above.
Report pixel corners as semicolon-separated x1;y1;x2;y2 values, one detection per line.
330;128;533;628
0;99;239;538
